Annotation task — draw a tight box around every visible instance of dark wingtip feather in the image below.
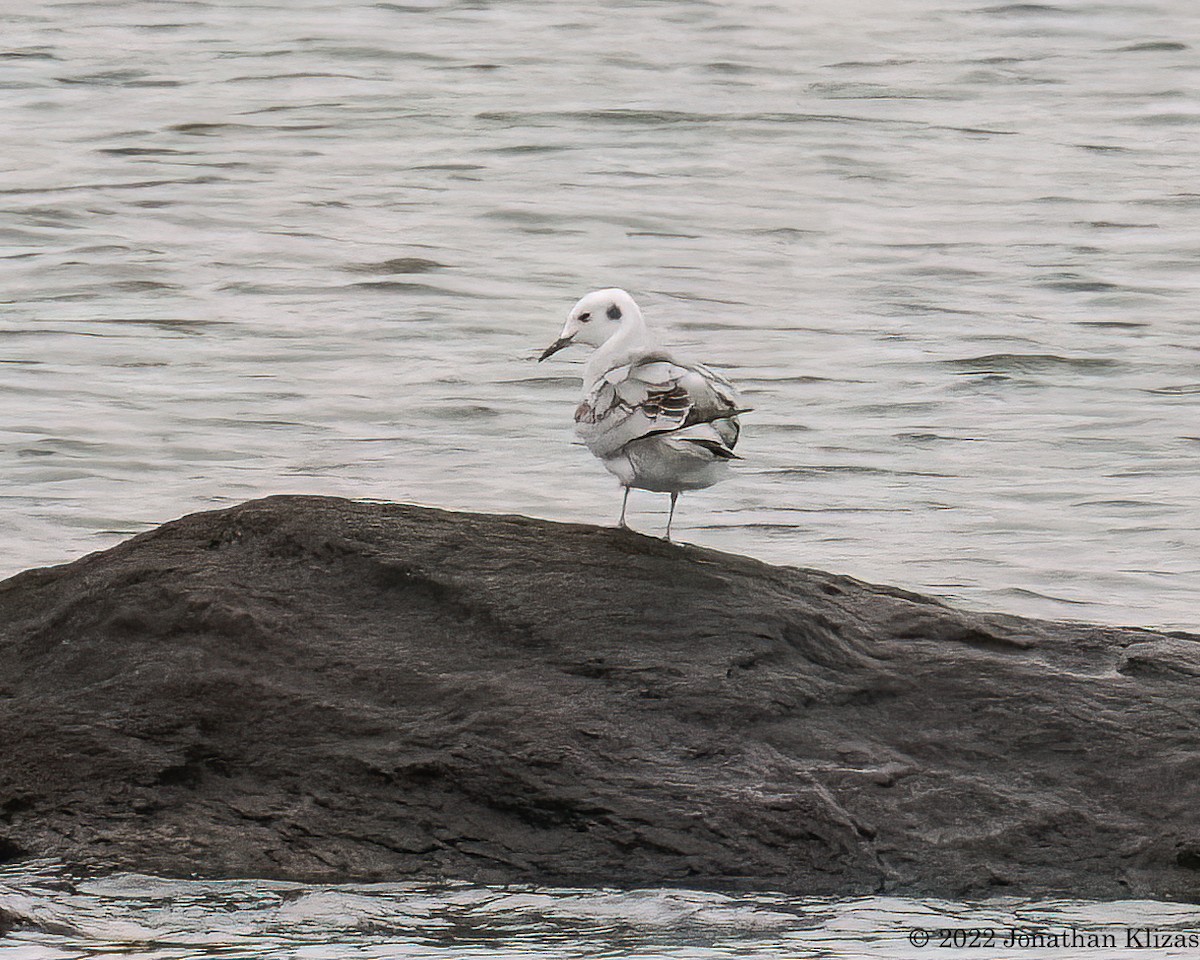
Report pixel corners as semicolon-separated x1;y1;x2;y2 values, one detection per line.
680;437;742;460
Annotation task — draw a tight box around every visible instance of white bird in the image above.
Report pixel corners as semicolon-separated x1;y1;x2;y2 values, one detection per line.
538;288;748;539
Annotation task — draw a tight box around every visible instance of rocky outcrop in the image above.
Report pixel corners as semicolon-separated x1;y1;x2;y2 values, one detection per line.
0;495;1197;900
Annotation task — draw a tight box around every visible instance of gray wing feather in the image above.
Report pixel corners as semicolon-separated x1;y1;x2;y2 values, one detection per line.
575;357;745;459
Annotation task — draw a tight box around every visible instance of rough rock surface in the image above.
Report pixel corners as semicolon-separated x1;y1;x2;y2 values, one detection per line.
0;495;1197;901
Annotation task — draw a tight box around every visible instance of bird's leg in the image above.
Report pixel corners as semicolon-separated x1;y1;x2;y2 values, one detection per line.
618;487;630;529
666;491;679;541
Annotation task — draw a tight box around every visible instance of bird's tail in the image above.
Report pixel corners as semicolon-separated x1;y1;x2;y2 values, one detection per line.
671;423;742;460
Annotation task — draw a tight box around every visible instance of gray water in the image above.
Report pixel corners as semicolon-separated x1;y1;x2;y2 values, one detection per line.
2;0;1199;628
3;864;1200;960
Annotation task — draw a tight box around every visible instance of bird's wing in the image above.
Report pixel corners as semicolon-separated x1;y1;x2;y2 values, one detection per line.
574;356;745;459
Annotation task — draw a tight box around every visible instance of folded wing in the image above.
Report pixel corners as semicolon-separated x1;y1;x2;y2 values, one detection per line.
575;356;747;460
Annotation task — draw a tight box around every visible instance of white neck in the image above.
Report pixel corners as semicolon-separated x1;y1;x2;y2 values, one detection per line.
582;310;658;389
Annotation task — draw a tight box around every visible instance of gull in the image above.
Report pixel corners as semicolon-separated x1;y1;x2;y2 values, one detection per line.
538;288;748;539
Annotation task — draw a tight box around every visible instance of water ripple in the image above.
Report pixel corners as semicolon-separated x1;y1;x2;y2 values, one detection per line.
3;865;1200;959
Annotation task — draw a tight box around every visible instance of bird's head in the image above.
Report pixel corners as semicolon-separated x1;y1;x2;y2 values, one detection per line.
538;288;642;361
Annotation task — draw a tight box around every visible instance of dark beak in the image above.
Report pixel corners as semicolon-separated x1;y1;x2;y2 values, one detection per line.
538;336;574;362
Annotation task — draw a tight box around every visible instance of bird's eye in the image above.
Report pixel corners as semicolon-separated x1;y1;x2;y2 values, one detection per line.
578;312;591;322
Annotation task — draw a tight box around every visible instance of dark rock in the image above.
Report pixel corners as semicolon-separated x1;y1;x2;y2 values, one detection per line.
0;495;1197;900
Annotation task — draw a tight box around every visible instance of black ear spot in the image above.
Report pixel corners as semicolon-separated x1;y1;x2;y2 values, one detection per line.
607;304;622;320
